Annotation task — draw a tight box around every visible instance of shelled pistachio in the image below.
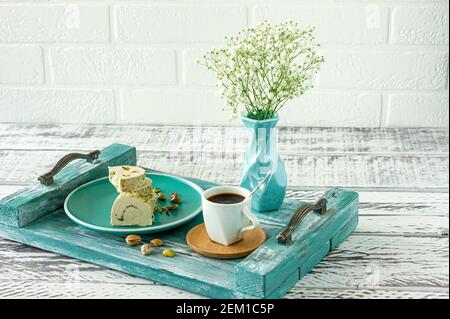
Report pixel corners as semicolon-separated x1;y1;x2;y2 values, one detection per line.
162;249;176;257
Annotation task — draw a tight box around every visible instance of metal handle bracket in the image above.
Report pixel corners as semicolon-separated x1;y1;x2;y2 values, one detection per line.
38;150;100;186
277;198;328;245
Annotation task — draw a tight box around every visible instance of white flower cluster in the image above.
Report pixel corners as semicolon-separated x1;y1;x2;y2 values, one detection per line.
198;20;324;120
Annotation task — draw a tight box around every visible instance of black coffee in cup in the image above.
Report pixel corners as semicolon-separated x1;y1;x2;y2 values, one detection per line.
207;193;245;204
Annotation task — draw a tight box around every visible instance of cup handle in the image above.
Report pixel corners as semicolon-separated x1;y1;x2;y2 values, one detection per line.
239;206;259;236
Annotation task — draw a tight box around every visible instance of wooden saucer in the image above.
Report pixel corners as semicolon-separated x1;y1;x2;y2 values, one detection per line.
186;223;266;259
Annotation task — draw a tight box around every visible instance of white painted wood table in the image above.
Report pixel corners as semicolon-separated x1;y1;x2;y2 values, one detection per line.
0;124;448;299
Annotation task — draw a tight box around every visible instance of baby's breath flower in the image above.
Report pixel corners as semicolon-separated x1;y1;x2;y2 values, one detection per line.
198;20;324;120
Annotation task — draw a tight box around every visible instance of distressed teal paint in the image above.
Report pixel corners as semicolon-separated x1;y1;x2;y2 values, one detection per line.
0;161;358;298
265;270;300;299
0;144;136;228
240;116;287;212
299;242;331;279
331;214;359;250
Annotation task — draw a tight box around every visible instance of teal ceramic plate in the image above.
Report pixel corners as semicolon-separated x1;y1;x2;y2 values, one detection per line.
64;173;203;235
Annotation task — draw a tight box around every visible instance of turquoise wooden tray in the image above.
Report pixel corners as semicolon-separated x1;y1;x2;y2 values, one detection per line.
0;144;359;299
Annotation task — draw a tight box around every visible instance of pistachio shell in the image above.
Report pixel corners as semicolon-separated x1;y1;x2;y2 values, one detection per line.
126;234;141;246
141;244;153;256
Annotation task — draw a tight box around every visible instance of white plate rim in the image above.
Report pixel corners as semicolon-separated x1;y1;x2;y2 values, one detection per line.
64;172;204;234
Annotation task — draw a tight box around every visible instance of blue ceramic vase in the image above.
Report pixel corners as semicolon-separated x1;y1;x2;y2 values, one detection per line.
239;115;287;212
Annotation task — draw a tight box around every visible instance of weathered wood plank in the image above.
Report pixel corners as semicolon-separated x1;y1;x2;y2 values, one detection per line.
359;202;448;217
356;191;449;204
0;124;447;155
297;236;449;289
0;150;447;189
0;185;21;198
284;190;450;208
0;281;203;299
357;202;448;237
356;215;448;237
285;287;449;299
0;280;447;299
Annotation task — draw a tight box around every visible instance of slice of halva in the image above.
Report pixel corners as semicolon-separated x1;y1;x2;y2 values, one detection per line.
109;165;147;193
111;192;156;226
126;178;153;198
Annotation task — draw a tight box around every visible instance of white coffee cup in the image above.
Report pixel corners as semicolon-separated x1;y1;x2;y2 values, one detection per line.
202;185;259;246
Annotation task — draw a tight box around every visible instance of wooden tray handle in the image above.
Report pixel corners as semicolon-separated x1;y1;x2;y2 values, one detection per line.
277;198;328;245
38;150;100;186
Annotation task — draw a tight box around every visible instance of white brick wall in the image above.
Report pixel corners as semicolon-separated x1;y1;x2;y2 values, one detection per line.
0;46;43;84
0;4;110;42
0;88;115;123
114;5;248;43
0;0;448;128
49;47;177;84
391;6;449;45
253;5;390;44
387;93;449;127
319;49;448;90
